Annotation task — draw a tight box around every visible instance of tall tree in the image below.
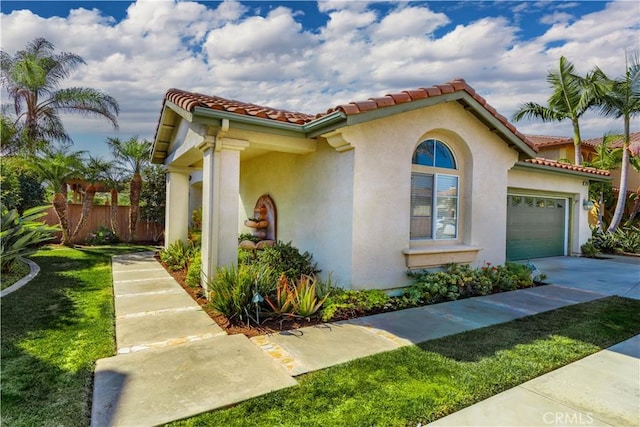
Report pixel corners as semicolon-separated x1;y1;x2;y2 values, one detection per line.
71;156;110;240
106;137;152;242
586;134;623;230
103;166;126;239
595;56;640;231
0;37;119;155
513;56;598;165
30;148;84;246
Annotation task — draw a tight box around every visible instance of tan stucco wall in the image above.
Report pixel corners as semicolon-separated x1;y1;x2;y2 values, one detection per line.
240;141;355;287
507;168;589;255
331;102;520;289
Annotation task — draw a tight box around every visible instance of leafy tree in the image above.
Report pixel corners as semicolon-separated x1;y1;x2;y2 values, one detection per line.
0;37;119;155
593;55;640;231
103;166;126;239
585;134;623;230
513;56;598;165
71;156;110;240
106;136;151;241
0;156;46;213
30;148;84;246
140;164;166;226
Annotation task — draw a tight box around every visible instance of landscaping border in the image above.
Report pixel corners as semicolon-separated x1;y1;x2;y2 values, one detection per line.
0;257;40;298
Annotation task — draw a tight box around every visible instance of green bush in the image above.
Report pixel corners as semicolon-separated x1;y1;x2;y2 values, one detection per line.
0;203;57;273
404;262;537;306
186;250;202;288
322;289;390;322
591;227;640;254
254;241;320;281
160;240;197;271
581;240;600;258
85;226;119;245
206;263;274;323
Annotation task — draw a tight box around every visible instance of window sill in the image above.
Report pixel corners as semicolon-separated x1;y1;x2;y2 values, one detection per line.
402;245;481;269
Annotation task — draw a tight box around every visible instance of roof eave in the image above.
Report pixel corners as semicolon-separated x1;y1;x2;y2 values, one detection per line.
513;161;611;181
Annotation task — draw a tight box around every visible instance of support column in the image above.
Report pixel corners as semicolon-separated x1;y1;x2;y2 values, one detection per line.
199;135;249;292
163;167;191;248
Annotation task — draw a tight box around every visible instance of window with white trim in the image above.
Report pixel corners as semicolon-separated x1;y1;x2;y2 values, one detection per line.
410;139;459;240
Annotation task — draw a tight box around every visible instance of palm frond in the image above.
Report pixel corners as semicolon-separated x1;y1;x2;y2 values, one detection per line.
512;102;566;122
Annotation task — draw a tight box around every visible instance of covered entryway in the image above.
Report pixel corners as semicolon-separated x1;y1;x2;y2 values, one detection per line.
506;195;567;260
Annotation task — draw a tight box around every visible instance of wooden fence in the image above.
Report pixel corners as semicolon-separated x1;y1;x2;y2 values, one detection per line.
43;204;164;244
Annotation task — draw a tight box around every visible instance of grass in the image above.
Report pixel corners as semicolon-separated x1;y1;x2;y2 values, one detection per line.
172;296;640;427
1;258;31;290
0;244;154;427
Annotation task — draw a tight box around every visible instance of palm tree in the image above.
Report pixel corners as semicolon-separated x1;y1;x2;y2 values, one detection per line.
30;148;84;246
0;37;119;155
106;137;152;242
594;56;640;231
71;156;110;241
513;56;598;165
586;134;623;230
103;166;126;239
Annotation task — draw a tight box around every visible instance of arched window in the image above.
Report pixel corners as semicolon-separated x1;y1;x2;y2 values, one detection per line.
410;139;459;240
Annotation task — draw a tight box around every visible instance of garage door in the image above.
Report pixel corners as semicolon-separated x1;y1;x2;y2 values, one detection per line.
506;195;567;261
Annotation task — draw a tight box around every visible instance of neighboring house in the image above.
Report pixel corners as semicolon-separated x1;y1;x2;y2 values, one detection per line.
528;133;640;196
151;79;610;291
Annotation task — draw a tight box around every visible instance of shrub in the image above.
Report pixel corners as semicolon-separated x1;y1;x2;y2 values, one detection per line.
404;262;537;306
581;240;600;258
322;289;390;322
591;227;640;254
186;251;202;288
293;275;329;318
85;226;119;245
0;203;57;273
255;241;320;281
206;263;274;323
160;240;197;271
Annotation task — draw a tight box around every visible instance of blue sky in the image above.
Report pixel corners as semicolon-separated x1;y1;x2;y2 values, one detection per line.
1;1;639;158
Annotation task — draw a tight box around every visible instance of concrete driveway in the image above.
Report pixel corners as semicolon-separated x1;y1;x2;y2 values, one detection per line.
530;255;640;300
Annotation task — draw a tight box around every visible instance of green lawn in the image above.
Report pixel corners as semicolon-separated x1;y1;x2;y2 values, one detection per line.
172;296;640;427
0;245;153;427
1;258;30;290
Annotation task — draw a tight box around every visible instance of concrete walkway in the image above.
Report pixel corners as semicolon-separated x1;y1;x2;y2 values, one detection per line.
429;334;640;426
91;252;296;427
92;254;639;425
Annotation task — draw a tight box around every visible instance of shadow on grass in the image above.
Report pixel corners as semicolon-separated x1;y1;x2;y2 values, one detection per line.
416;296;640;362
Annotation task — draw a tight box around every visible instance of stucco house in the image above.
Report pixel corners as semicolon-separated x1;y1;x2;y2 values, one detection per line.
528;133;640;199
151;78;610;292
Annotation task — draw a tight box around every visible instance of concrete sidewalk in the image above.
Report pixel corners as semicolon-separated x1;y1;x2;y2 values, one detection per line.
92;253;639;425
429;334;640;426
91;252;297;427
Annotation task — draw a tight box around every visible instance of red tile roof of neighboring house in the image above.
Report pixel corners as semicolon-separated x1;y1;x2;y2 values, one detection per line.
525;135;573;148
524;158;610;176
162;79;536;151
527;132;640;152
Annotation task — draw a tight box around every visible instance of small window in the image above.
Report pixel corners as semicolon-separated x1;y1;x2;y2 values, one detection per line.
412;139;456;169
410;139;459;241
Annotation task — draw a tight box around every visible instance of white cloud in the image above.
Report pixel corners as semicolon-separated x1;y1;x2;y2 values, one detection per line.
1;0;638;158
539;11;573;25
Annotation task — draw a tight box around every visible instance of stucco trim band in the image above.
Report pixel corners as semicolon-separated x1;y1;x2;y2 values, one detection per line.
402;245;481;269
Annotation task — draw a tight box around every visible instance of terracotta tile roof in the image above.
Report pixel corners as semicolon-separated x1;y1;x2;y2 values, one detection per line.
324;78;536;151
161;78;536;151
527;132;640;152
165;88;316;125
582;132;640;149
525;135;573;148
524;158;610;176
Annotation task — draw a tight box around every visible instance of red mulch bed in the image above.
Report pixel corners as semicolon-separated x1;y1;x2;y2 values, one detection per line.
155;254;326;338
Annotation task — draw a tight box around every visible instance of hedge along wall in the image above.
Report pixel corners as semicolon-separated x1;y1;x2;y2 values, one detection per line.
43;204;164;244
